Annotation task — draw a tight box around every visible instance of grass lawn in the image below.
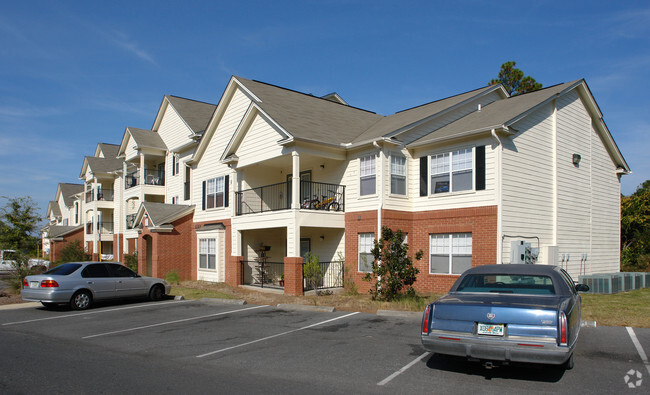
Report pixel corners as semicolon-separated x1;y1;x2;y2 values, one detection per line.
171;282;650;327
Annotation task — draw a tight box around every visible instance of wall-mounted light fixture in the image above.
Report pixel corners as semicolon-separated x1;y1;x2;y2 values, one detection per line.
320;235;325;241
572;154;581;166
320;164;325;169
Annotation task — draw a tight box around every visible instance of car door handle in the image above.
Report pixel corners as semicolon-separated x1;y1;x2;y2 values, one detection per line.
117;280;123;283
87;281;94;284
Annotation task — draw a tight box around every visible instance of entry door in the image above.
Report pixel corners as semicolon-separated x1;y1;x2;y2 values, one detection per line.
300;238;311;262
287;171;312;207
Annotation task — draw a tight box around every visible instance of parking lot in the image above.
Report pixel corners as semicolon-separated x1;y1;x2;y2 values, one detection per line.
1;299;648;393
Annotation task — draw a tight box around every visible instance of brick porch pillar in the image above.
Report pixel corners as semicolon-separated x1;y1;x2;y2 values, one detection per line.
284;257;304;296
226;256;244;287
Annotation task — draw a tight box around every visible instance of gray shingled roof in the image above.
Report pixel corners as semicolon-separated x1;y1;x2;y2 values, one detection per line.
235;77;384;145
59;183;83;207
127;127;167;150
47;201;61;218
141;202;194;226
98;143;120;159
85;156;124;175
352;85;501;144
166;96;217;135
48;225;83;238
409;80;581;146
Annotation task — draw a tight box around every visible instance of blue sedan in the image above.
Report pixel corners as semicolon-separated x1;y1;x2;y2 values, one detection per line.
421;264;589;369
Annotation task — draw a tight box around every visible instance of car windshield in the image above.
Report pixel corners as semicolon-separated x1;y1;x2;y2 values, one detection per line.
43;263;82;276
456;274;556;295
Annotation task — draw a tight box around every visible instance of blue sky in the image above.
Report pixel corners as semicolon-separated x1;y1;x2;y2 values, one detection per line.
1;0;648;219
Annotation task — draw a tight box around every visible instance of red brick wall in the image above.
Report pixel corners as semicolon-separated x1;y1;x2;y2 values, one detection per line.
345;206;498;294
113;233;123;263
284;257;304;296
49;228;85;262
138;213;195;280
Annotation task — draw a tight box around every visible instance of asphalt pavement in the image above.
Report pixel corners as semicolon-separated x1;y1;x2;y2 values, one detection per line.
0;299;648;394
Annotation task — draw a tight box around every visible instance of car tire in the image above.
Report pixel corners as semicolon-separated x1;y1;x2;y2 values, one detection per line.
563;353;574;370
41;302;57;310
70;290;93;310
149;284;165;301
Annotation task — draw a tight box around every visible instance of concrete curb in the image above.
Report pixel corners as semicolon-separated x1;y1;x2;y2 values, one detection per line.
376;310;422;319
0;302;40;310
173;295;185;301
276;303;336;313
200;297;246;305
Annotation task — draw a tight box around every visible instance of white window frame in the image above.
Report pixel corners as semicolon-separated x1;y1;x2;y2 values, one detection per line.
390;154;407;196
430;148;474;194
359;155;376;196
172;154;180;176
205;176;225;209
358;232;375;272
198;238;217;270
429;233;472;274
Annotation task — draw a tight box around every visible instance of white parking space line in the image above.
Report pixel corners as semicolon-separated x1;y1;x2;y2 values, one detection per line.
377;352;430;386
1;300;184;326
82;305;270;339
626;326;650;375
197;311;360;358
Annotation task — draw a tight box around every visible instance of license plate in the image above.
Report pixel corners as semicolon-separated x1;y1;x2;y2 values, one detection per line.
477;323;504;336
30;281;39;289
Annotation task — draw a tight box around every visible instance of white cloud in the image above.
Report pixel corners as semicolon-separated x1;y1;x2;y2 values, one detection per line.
107;30;157;65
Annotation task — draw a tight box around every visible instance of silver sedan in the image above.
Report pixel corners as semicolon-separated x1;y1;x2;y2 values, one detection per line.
22;262;171;310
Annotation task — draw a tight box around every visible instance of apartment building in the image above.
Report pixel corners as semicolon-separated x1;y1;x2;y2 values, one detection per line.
44;76;630;296
42;183;84;261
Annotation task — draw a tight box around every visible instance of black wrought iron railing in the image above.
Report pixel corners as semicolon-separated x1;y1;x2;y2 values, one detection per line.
235;180;345;216
242;261;284;289
96;189;113;201
144;169;165;186
125;171;139;189
85;222;93;234
97;221;114;234
304;260;344;291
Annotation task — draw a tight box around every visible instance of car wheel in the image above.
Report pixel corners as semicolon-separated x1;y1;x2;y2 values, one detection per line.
70;290;92;310
149;284;165;301
41;302;57;310
563;353;574;370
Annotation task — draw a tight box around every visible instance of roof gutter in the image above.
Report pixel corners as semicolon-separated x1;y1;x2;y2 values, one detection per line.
491;129;503;265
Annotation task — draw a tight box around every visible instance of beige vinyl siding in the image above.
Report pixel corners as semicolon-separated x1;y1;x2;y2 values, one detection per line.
382;149;412;212
589;123;621;274
410;137;497;212
400;91;503;144
555;90;592;278
235;114;285;168
501;103;555;265
123;135;138;162
158;104;192;153
193;88;251;223
197;229;226;283
342;148;379;212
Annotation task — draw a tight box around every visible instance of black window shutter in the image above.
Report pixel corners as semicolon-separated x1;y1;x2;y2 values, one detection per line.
202;181;206;210
476;146;486;191
224;175;229;207
419;156;428;196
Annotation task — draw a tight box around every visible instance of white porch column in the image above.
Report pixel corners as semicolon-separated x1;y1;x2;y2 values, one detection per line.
139;153;145;185
92;177;99;256
232;229;242;256
291;151;300;209
287;222;300;257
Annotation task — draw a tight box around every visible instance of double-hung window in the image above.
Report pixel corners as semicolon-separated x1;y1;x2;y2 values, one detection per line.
206;176;225;209
358;233;375;272
430;148;473;194
172;154;180;176
430;233;472;274
199;239;216;270
390;155;407;195
360;155;376;196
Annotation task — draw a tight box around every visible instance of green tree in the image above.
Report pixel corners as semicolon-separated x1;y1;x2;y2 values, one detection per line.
363;227;423;301
303;252;323;290
57;240;90;264
0;196;41;254
489;61;542;96
621;181;650;271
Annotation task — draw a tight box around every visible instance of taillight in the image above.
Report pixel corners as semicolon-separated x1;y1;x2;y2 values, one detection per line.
422;305;431;335
23;278;28;288
559;312;568;346
40;280;59;288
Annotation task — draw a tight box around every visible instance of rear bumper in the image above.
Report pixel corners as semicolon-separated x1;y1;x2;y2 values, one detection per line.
421;331;572;365
21;288;74;304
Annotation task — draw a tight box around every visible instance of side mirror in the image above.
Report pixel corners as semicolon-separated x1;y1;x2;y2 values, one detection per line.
575;283;589;292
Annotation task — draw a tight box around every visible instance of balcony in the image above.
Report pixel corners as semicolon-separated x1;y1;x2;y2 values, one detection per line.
125;169;165;189
126;214;137;230
85;188;114;202
235;180;345;216
97;221;114;234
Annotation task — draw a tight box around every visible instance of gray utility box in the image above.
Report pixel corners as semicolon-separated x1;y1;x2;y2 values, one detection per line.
510;240;538;264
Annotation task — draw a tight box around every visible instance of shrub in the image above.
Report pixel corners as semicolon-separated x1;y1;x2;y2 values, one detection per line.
124;253;138;273
303;252;323;291
55;240;90;265
363;226;422;301
8;252;40;292
165;270;180;284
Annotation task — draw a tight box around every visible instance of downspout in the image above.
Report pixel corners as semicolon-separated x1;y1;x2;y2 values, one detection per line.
373;141;383;238
491;129;503;265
